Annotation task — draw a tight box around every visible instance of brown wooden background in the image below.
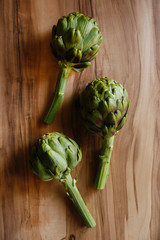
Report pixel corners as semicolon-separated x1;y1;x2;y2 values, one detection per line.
0;0;160;239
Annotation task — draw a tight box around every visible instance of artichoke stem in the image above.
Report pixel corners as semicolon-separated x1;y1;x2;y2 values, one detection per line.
94;135;115;189
44;65;71;124
62;174;96;228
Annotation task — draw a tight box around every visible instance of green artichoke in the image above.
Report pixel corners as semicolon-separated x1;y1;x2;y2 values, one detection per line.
80;77;130;189
30;132;96;228
44;12;102;124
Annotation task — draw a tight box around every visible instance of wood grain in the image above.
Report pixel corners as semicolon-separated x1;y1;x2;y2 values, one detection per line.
0;0;160;239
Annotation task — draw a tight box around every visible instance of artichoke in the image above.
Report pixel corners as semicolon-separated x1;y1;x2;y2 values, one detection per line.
30;132;96;228
44;12;102;124
80;77;130;189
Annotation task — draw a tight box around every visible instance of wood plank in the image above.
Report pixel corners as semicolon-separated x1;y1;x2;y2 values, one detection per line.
0;0;160;239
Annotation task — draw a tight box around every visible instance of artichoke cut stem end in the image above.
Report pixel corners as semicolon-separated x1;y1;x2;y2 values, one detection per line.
44;64;71;124
94;135;115;189
62;174;96;228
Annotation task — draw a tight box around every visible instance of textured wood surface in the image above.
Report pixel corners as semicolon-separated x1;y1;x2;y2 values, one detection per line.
0;0;160;239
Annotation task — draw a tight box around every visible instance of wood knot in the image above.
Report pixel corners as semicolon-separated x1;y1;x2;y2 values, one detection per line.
69;234;76;240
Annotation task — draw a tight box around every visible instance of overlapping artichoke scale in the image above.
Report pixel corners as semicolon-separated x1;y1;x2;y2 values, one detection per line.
83;28;102;52
82;44;100;61
65;145;81;169
77;15;97;38
117;101;130;130
63;28;83;51
73;61;91;72
37;141;67;177
56;17;68;37
47;137;66;158
52;35;66;58
66;13;78;30
87;109;104;128
66;48;82;62
30;146;53;181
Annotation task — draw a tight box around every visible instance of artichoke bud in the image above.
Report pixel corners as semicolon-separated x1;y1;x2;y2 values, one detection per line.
51;12;102;70
30;132;82;181
80;77;130;137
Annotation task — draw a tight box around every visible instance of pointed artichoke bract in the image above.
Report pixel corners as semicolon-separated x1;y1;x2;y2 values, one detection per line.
44;12;102;124
30;132;96;228
80;78;130;189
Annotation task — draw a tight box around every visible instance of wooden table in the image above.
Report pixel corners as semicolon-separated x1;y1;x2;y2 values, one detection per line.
0;0;159;239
